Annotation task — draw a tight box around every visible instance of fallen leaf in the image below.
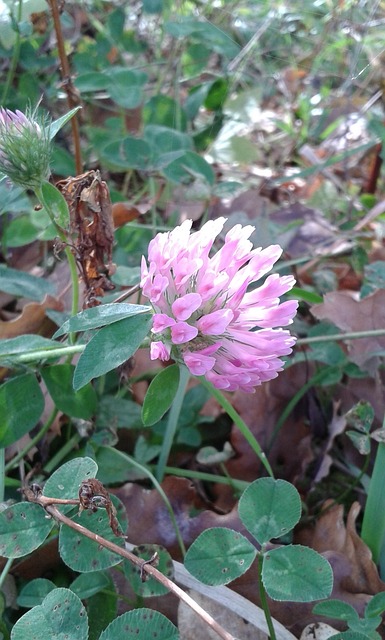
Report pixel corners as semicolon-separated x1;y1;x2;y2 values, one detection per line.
311;290;385;375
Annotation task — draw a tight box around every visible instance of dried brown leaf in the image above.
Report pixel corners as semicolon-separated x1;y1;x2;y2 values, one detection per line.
311;290;385;374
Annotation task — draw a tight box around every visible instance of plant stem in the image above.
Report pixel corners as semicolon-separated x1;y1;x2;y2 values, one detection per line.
257;554;277;640
4;408;58;474
1;0;22;104
101;447;186;557
296;328;385;345
7;344;84;365
361;413;385;564
160;466;249;491
35;185;79;327
199;377;274;478
47;0;82;174
266;367;340;452
39;501;235;640
156;364;190;482
0;449;4;503
44;433;81;474
0;558;13;592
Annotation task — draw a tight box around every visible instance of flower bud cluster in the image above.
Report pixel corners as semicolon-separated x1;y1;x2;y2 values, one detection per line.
0;107;51;189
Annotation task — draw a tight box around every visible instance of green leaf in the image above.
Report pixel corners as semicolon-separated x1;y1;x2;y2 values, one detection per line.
43;457;98;513
0;373;44;447
70;571;110;599
40;181;69;228
346;430;371;455
0;335;58;357
184;527;257;586
143;95;187;131
102;137;152;171
87;574;117;640
327;634;370;640
48;107;82;140
345;402;374;434
17;579;56;608
141;364;180;426
262;545;333;602
94;446;145;484
162;151;214;185
11;588;88;640
3;215;40;248
96;396;142;429
99;609;179;640
42;364;97;420
53;303;150;337
365;591;385;618
143;125;193;168
107;69;148;109
74;72;110;93
313;599;360;623
0;503;53;558
143;0;163;13
59;496;126;572
0;265;55;300
73;313;153;390
123;545;174;597
238;478;302;545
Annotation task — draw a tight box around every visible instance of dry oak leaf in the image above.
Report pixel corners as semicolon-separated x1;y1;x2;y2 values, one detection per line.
0;295;63;340
311;290;385;375
298;500;385;630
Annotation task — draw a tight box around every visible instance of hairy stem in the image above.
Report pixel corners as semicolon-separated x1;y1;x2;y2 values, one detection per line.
35;185;79;326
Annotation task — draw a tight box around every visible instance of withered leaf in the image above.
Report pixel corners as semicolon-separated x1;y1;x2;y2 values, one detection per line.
311;290;385;375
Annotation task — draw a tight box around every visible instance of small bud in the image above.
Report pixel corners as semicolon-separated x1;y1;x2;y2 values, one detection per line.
0;106;51;189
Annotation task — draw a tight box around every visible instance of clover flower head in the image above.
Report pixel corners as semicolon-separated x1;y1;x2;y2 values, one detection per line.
0;106;51;189
141;217;298;393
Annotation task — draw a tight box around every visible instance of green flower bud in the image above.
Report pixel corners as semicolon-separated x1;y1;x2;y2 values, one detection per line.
0;106;51;189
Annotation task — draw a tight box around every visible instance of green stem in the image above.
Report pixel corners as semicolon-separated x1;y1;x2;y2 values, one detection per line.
199;377;274;478
157;466;249;492
258;553;277;640
5;344;84;365
296;328;385;346
266;367;339;453
0;558;13;592
102;447;186;557
156;364;190;482
1;0;23;104
0;449;4;503
35;186;79;328
44;433;81;474
5;408;58;474
361;413;385;564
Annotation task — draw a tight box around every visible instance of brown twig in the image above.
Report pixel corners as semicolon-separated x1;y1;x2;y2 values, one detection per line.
47;0;83;174
25;490;235;640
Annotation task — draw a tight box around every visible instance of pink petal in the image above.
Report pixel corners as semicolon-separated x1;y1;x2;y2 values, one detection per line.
150;341;171;361
172;293;202;321
152;314;175;333
170;322;198;344
197;308;234;335
183;351;216;375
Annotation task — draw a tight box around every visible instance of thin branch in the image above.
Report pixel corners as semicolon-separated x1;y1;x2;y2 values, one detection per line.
25;490;235;640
